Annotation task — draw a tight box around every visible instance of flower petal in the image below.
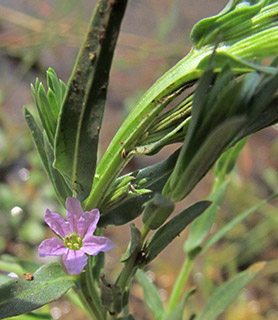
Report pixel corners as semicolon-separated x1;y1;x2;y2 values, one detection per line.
45;209;71;237
66;197;84;233
38;238;66;257
62;249;88;274
81;235;114;256
77;209;100;238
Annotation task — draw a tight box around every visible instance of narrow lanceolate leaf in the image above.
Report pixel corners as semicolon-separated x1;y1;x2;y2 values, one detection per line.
195;262;266;320
121;224;141;262
163;288;196;320
237;72;278;141
24;107;51;176
184;181;229;254
8;312;54;320
136;269;164;320
164;116;245;202
0;276;10;286
142;193;174;230
144;201;211;264
239;97;278;139
99;149;180;227
117;315;136;320
0;262;74;319
163;63;262;202
0;254;40;274
85;1;278;210
100;278;122;315
92;252;105;282
201;193;278;254
214;138;247;181
54;0;128;200
43;134;72;203
24;108;71;205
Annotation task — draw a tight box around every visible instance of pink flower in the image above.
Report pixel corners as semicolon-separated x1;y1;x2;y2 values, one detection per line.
38;197;114;274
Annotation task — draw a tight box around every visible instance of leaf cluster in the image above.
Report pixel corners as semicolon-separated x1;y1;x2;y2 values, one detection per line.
13;0;278;319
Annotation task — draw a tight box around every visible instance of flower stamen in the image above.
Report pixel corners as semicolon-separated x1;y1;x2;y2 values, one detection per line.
64;234;83;250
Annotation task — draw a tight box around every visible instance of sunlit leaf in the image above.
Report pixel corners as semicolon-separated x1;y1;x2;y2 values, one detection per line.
0;263;74;319
201;193;278;254
195;262;266;320
54;0;128;200
144;201;211;264
136;269;164;320
184;181;229;254
163;288;196;320
99;150;179;227
121;224;141;262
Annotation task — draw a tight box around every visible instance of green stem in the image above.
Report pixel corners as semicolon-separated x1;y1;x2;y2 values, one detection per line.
83;49;207;210
166;254;195;314
76;262;106;320
74;283;100;320
116;251;138;291
86;258;106;320
116;223;151;301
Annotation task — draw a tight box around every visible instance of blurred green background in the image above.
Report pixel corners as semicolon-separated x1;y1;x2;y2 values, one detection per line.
1;0;278;319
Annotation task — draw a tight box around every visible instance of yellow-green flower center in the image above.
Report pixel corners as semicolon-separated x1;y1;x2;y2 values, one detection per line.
64;234;83;250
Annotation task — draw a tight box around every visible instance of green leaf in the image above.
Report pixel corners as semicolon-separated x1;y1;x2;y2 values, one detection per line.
238;71;278;139
85;0;278;210
47;89;60;119
99;149;179;227
0;275;10;286
83;58;202;209
184;181;229;254
24;107;71;204
194;262;266;320
201;193;278;254
134;123;186;156
0;262;74;319
29;69;66;151
8;312;54;320
162;57;278;203
214;138;247;180
248;72;278;119
54;0;128;200
142;193;174;230
100;277;122;315
239;97;278;139
144;201;211;264
163;62;265;202
46;68;63;109
164;116;245;202
24;108;51;178
117;315;136;320
30;84;54;147
0;255;40;274
121;224;141;262
136;269;164;320
43;134;72;204
190;1;263;48
163;288;196;320
197;51;277;75
92;252;105;282
135;100;192;155
38;83;56;139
